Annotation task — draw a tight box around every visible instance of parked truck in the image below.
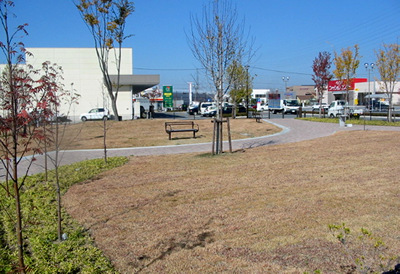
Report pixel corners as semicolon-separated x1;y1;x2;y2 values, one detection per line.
328;100;365;118
133;97;151;118
268;93;300;114
188;101;201;115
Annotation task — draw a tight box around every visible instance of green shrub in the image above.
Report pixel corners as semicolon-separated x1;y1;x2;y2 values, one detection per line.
0;157;128;273
329;223;399;273
298;117;400;126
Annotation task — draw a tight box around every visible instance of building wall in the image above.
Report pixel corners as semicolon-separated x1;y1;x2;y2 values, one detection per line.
287;85;315;97
357;81;400;105
26;48;133;121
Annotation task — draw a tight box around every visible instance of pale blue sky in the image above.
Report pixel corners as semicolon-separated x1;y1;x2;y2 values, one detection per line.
11;0;400;92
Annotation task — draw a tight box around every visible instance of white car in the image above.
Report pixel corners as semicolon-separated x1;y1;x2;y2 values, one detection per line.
200;102;216;115
202;106;218;117
312;103;329;111
260;104;268;111
80;108;110;121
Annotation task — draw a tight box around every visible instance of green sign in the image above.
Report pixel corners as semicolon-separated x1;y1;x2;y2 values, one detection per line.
163;86;173;108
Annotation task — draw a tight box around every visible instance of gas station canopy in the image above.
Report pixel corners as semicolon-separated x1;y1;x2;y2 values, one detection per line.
109;74;160;94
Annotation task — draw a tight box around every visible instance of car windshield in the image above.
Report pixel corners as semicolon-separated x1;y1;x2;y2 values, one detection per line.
286;100;299;106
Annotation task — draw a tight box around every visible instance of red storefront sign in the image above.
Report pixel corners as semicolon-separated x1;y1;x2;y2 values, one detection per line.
328;78;367;92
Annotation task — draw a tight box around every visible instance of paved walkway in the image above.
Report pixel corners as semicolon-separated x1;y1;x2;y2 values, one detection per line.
10;119;400;176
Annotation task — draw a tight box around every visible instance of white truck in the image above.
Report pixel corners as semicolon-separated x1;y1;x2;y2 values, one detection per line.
268;95;300;114
328;100;365;118
133;97;151;118
188;101;200;115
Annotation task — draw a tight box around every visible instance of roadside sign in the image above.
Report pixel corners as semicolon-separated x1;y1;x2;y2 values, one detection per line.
163;86;173;108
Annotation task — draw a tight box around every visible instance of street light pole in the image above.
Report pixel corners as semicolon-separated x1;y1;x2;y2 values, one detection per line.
245;65;250;118
364;63;374;111
282;76;290;96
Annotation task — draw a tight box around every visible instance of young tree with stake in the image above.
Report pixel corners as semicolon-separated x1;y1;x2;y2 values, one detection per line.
312;51;333;117
375;44;400;122
333;45;360;105
188;0;253;154
227;60;252;118
0;1;62;271
39;61;80;241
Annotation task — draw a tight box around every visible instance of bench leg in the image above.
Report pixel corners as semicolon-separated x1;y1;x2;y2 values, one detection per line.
193;131;196;139
169;132;171;140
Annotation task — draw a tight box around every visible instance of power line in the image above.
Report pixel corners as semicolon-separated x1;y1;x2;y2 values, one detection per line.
134;67;205;71
252;66;312;76
135;65;313;76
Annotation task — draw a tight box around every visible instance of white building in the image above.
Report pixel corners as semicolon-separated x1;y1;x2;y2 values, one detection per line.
25;48;159;121
353;81;400;105
324;78;400;106
251;89;270;104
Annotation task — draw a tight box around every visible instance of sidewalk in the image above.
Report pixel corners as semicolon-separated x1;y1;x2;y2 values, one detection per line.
10;119;400;176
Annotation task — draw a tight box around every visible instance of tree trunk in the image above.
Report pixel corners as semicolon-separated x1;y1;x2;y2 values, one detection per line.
13;168;25;273
44;123;48;181
53;113;63;241
219;119;223;152
103;118;108;163
12;93;25;273
388;101;393;122
318;96;322;118
55;165;62;241
110;96;119;121
215;121;220;154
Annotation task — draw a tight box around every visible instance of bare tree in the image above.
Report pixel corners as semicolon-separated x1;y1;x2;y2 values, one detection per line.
188;0;253;154
39;62;80;241
375;44;400;122
312;51;333;117
75;0;134;121
333;45;361;105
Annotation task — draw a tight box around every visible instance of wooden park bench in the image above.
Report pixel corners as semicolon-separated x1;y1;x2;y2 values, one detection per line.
165;121;199;140
252;111;263;122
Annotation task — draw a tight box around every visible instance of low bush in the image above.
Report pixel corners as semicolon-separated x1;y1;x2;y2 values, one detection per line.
329;223;399;273
0;157;128;273
298;117;400;126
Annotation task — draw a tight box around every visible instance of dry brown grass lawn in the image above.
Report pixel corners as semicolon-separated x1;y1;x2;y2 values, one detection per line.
63;129;400;273
56;118;280;150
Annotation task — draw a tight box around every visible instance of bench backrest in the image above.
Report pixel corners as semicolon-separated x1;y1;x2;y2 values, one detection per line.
165;121;195;126
165;121;198;130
